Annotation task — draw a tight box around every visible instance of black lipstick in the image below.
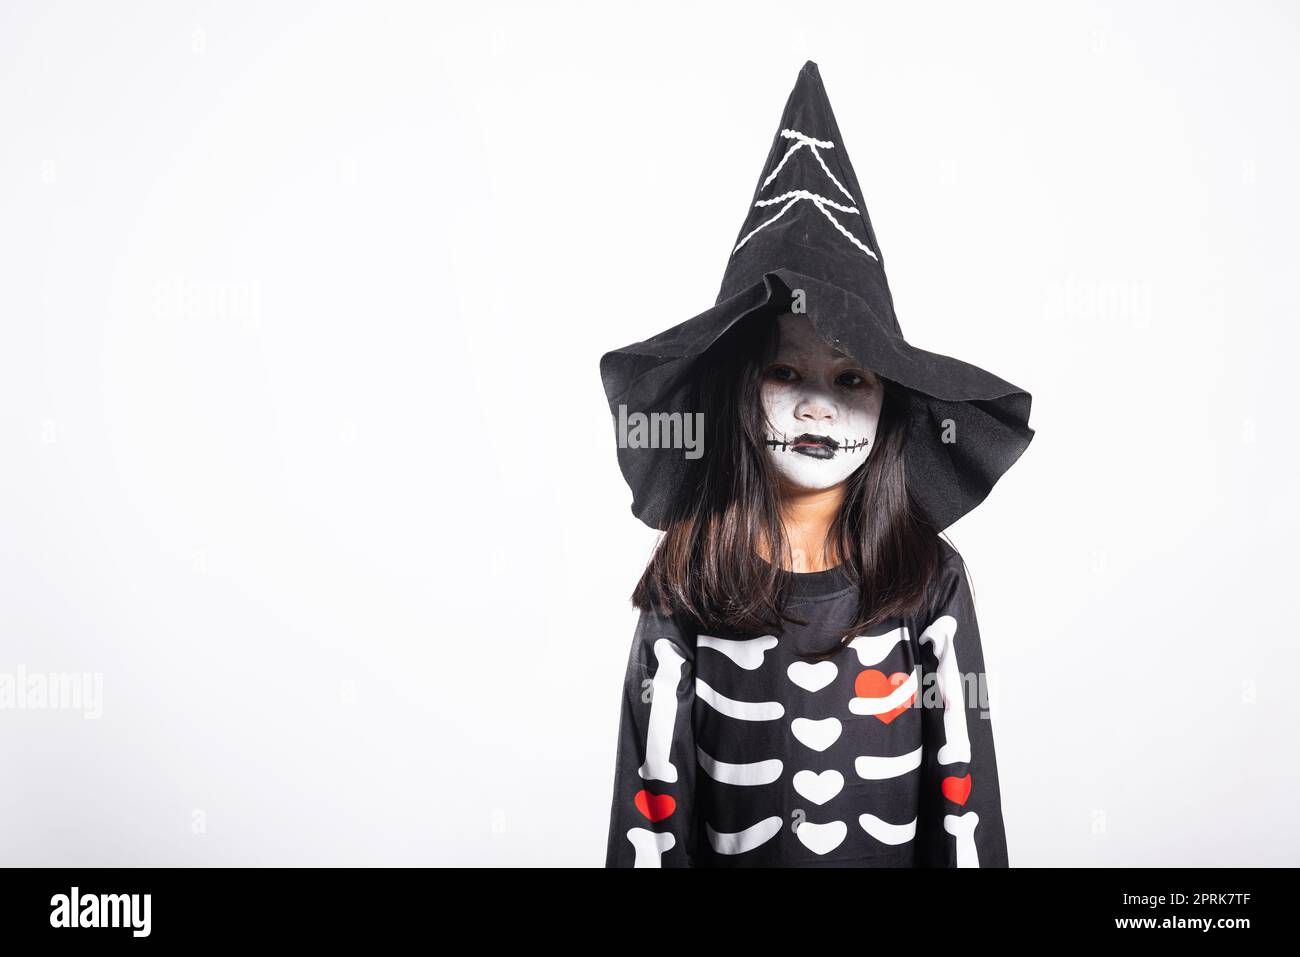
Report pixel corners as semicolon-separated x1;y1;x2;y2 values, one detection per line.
790;433;838;459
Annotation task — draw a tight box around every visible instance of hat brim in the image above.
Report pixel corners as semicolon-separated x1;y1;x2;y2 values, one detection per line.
599;268;1034;532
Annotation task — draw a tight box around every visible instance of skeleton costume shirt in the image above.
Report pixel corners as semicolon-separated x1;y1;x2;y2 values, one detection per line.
598;62;1034;868
604;541;1006;867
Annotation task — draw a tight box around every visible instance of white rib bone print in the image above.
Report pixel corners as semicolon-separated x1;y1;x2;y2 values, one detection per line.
633;614;977;862
697;746;783;786
698;633;779;670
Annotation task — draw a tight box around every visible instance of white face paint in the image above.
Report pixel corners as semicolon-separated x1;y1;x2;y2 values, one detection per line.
760;313;883;492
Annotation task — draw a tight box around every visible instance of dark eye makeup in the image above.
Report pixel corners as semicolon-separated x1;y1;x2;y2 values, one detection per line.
765;365;799;382
764;364;875;388
836;370;873;388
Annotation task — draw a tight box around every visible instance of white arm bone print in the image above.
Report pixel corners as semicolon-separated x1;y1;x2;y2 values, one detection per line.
918;614;981;867
638;639;686;783
626;828;676;869
914;554;1010;868
944;812;981;868
917;617;971;765
605;608;698;868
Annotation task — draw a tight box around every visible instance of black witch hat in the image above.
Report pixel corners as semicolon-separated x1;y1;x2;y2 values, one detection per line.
599;61;1034;532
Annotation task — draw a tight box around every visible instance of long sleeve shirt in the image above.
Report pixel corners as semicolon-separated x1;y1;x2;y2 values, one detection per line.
604;543;1009;867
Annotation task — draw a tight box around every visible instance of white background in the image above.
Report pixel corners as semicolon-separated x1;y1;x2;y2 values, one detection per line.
2;0;1297;866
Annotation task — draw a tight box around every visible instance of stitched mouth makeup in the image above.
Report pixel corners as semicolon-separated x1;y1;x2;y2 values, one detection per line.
765;433;871;460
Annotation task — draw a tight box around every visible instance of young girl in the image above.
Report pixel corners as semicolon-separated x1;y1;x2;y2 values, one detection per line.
600;62;1034;867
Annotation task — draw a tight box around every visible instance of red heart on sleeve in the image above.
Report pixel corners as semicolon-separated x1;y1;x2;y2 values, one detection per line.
942;774;972;806
634;789;677;822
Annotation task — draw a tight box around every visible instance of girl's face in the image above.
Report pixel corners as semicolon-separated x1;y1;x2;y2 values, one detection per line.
760;313;883;492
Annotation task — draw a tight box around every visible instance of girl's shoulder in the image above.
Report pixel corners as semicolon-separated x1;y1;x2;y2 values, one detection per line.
923;537;973;619
935;537;968;580
636;597;701;644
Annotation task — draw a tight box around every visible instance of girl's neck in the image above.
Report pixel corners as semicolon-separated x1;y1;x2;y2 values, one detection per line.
774;481;846;573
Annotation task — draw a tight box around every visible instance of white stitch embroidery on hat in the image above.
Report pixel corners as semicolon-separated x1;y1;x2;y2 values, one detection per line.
763;130;855;203
733;128;879;261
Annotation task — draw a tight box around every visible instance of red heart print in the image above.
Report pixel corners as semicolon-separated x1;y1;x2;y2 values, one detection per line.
854;669;916;725
942;774;972;806
634;789;677;822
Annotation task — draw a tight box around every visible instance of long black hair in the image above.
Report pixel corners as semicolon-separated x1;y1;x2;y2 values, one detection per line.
632;307;945;660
